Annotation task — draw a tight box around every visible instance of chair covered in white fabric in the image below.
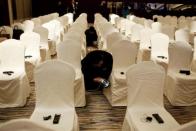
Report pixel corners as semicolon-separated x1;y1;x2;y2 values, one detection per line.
189;21;196;44
0;39;30;108
0;26;13;38
0;119;56;131
31;18;41;28
144;19;153;28
119;18;129;34
65;13;74;26
162;25;176;41
165;41;196;106
192;37;196;71
131;24;144;42
63;31;86;58
98;22;118;50
151;33;169;70
125;21;136;39
137;28;153;62
175;28;190;43
152;21;163;33
39;15;51;25
122;61;180;131
50;12;59;20
42;20;61;55
106;32;124;52
174;120;196;131
190;21;196;34
33;26;51;62
31;60;79;131
103;40;138;106
60;15;69;32
23;20;34;32
20;32;41;82
57;40;86;107
113;17;121;31
109;14;119;25
178;17;189;29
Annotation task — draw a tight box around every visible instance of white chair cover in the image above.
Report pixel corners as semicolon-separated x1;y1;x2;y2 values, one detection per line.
151;33;169;70
33;26;51;61
98;22;118;50
190;21;196;34
137;28;153;62
174;120;196;131
1;26;13;38
162;25;176;41
63;32;86;58
31;18;41;28
144;19;153;28
57;40;86;107
20;32;41;82
131;24;144;42
23;20;34;32
192;37;196;71
0;39;30;108
119;18;129;34
152;22;162;33
125;21;136;38
0;119;56;131
31;60;79;131
109;14;119;25
106;32;123;52
42;20;61;55
103;40;138;106
122;61;179;131
165;41;196;106
65;13;74;25
175;28;190;43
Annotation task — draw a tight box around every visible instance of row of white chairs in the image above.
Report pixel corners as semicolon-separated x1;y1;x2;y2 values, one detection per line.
57;13;88;107
0;61;196;131
95;13;196;107
94;14;138;106
0;12;84;108
0;13;88;130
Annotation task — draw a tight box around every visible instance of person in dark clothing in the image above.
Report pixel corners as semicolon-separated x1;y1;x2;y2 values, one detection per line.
81;50;113;91
85;26;98;47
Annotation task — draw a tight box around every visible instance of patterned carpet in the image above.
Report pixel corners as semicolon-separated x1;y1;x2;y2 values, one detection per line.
0;83;196;130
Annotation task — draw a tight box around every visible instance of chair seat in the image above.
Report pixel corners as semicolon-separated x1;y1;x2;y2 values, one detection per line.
124;107;179;131
113;69;127;82
25;54;41;65
31;108;75;131
0;68;25;80
165;71;196;106
0;68;30;108
40;42;49;50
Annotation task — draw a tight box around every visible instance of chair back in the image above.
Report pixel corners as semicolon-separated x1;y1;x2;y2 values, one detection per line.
168;41;193;72
151;33;169;60
57;39;81;69
34;60;75;109
111;40;138;69
126;61;165;108
0;39;24;69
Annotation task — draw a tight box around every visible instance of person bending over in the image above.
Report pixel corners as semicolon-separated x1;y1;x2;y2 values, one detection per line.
81;50;113;91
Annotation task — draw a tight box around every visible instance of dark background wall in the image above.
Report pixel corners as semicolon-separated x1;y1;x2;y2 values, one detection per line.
32;0;73;17
0;0;10;26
